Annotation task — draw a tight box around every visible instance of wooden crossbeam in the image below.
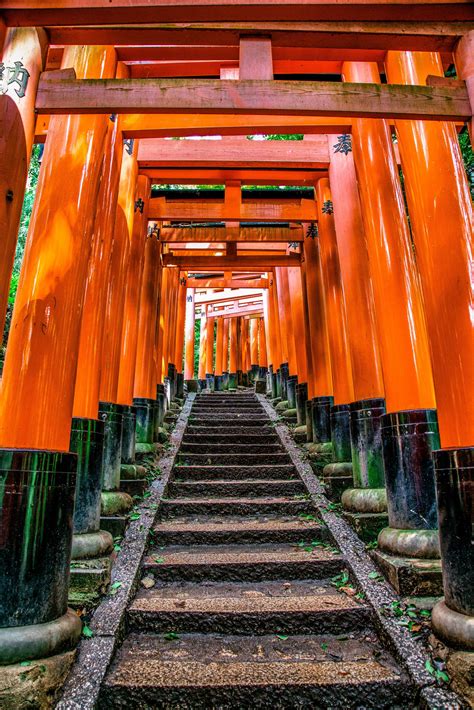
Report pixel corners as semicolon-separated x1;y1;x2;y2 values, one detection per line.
196;305;263;320
139;169;326;186
186;278;268;288
163;254;301;270
35;77;471;122
195;289;264;305
138;136;329;169
160;225;304;242
149;197;317;222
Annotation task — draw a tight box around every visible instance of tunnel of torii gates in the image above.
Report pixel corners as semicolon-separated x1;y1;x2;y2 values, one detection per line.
0;0;473;689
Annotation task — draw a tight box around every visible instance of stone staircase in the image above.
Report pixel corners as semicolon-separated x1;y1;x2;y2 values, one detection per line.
99;392;414;708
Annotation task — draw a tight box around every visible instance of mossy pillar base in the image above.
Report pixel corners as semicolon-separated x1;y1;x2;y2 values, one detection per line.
250;364;259;383
133;397;155;445
206;373;215;392
156;384;166;426
121;405;136;465
280;362;289;401
70;417;104;536
185;379;198;393
215;375;223;391
349;398;386;489
331;404;352;463
296;382;308;426
431;447;473;650
198;378;207;392
228;373;237;390
271;371;278;399
237;369;243;386
311;396;334;444
378;409;440;559
99;402;133;516
0;449;82;664
287;375;298;409
176;372;184;399
306;400;313;442
164;376;172;408
222;371;229;390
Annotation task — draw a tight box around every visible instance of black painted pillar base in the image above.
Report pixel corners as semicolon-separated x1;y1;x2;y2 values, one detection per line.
0;448;82;664
431;447;474;650
275;368;282;398
133;397;155;444
176;372;184;399
259;366;268;382
156;384;166;426
99;402;133;517
311;396;334;444
295;382;308;426
215;375;223;391
168;363;177;400
185;379;199;393
198;378;207;392
206;373;215;392
121;405;136;465
287;375;298;409
280;362;289;401
321;403;354;502
377;409;440;559
237;369;243;386
228;373;237;390
164;376;171;409
306;400;313;442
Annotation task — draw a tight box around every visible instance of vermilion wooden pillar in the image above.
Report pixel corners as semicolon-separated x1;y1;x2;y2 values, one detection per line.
222;317;230;386
214;317;225;390
288;265;309;423
268;273;283;398
455;31;474;140
249;317;259;381
328;133;386;500
0;45;116;451
117;175;150;406
228;316;238;389
386;51;473;630
183;287;195;383
258;316;268;374
174;271;187;397
99;126;139;405
0;27;47;339
134;224;162;400
156;266;170;386
343;61;438;563
0;44;115;667
205;314;215;379
73;114;123;421
386;51;473;450
197;308;207;386
303;229;333;443
316;179;354;407
166;267;180;388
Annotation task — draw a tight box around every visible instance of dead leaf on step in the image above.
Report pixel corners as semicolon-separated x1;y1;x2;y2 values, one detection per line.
141;575;155;589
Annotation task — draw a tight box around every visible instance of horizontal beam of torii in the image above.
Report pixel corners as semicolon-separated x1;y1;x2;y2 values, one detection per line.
163;254;301;269
186;278;269;289
149;197;317;222
160;225;304;243
35;77;471;122
194;289;264;305
196;305;263;320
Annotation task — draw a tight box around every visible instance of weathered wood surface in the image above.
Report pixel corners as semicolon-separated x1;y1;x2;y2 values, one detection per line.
35;77;471;122
195;289;265;304
196;305;264;319
140;169;326;185
162;254;301;269
4;3;473;26
149;197;317;222
138;137;329;168
160;225;304;242
186;278;269;288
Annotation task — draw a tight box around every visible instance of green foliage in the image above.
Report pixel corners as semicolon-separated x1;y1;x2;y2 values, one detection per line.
459;128;474;200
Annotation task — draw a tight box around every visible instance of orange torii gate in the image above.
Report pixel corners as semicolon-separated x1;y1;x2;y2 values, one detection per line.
0;5;472;699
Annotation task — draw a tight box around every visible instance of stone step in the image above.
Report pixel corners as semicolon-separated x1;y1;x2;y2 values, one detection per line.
187;418;270;428
177;452;292;466
167;479;306;499
152;515;325;545
128;579;370;635
179;443;283;454
182;433;279;444
100;632;412;709
185;426;276;437
192;404;262;410
160;496;314;519
143;542;343;581
171;464;299;481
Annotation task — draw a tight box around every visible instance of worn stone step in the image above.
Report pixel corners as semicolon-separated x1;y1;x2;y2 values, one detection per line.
160;496;314;519
192;403;262;410
152;515;325;545
171;464;299;481
143;543;343;581
167;479;305;499
187;418;270;428
182;433;279;445
100;632;412;709
179;443;283;454
128;579;370;634
177;452;292;466
185;426;276;437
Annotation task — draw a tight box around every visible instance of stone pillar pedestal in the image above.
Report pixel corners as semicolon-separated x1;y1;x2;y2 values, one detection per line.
69;418;114;607
342;398;388;542
121;405;136;465
133;398;155;444
99;402;133;533
228;373;237;391
287;375;298;409
322;404;353;501
0;449;82;682
431;447;473;651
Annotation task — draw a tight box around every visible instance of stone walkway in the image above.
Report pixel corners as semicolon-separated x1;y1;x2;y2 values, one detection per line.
99;392;415;707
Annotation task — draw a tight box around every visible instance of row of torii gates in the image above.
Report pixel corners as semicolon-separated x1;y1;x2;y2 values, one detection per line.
0;0;473;696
